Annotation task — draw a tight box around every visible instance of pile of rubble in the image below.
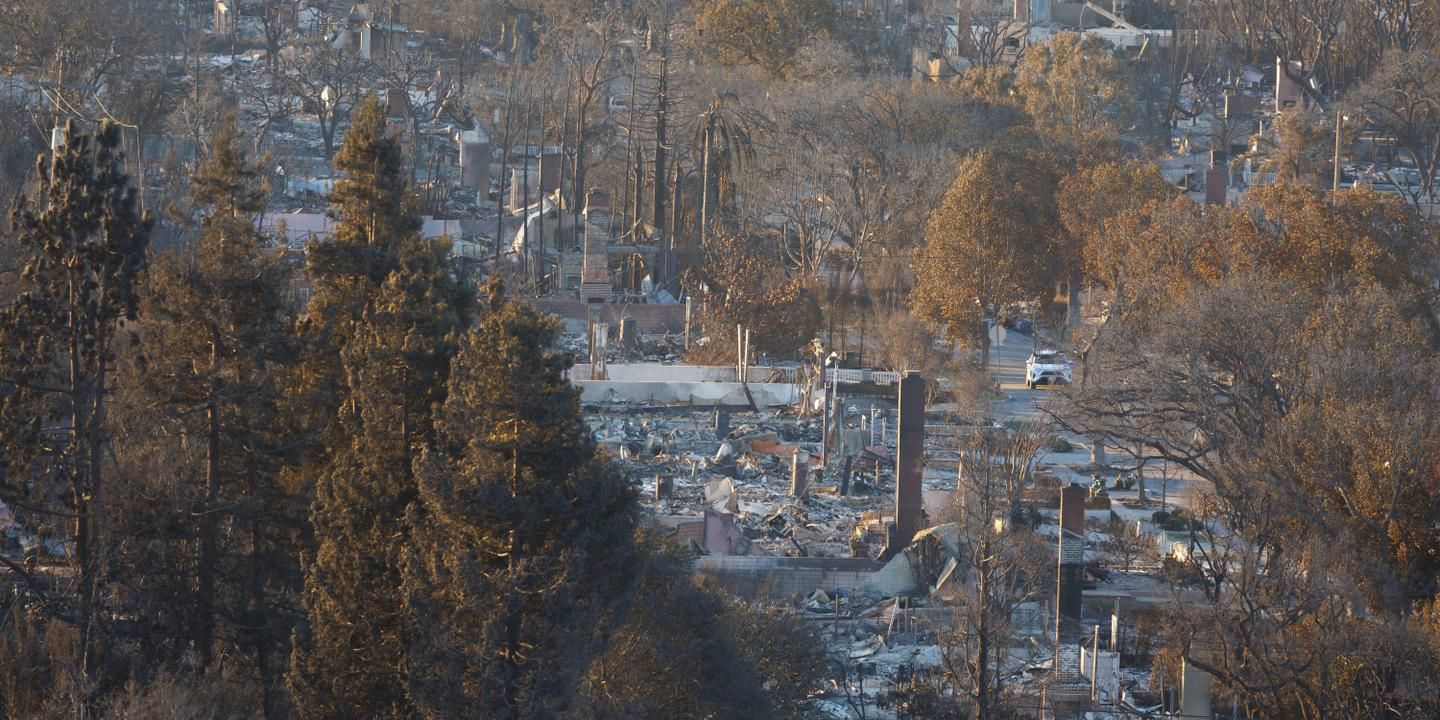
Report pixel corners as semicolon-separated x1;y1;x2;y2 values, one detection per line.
587;408;901;559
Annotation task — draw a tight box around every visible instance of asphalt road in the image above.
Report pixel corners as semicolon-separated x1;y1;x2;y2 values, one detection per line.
983;331;1210;508
988;331;1059;424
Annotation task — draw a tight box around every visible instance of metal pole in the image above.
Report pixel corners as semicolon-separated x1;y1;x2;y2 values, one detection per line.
1111;598;1120;649
821;371;830;467
743;328;750;375
1333;106;1343;192
736;324;742;379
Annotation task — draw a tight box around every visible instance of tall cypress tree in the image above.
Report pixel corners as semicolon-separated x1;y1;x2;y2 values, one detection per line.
0;120;151;701
403;287;639;719
115;115;299;714
287;97;472;719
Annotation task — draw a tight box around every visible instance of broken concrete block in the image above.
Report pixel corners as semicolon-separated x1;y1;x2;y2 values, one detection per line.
705;477;739;514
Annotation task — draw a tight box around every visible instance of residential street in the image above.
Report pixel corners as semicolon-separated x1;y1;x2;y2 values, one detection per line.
982;330;1209;508
989;328;1051;423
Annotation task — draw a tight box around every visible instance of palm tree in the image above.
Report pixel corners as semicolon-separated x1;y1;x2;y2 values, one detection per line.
688;92;761;244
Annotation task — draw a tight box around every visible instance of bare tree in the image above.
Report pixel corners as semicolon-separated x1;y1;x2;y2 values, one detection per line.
1146;0;1230;128
1199;0;1346;101
276;44;371;162
1100;517;1153;572
379;47;458;178
539;2;626;217
0;0;165;103
1355;48;1440;207
255;0;299;75
1363;0;1440;52
933;422;1051;719
1059;264;1440;715
951;0;1024;70
240;67;302;154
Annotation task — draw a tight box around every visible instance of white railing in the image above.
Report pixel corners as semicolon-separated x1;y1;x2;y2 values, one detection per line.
825;368;903;385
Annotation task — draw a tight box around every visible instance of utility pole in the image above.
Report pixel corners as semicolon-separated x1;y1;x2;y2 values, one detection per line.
1091;625;1100;702
495;72;518;267
536;97;547;294
521;101;533;290
821;352;839;466
557;82;572;294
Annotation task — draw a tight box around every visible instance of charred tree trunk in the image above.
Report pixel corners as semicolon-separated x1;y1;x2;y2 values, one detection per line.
197;330;222;668
651;45;669;232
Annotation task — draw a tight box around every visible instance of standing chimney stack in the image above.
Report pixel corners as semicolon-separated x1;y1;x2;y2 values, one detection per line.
885;373;926;557
1056;483;1087;683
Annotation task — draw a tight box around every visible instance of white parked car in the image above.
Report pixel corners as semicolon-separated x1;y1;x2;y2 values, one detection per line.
1025;349;1072;389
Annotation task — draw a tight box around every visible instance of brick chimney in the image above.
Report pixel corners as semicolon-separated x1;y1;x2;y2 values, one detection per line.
1056;483;1087;683
886;373;926;556
580;189;613;303
540;152;563;194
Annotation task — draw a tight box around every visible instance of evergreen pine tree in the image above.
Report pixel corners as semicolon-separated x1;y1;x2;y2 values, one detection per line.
114;115;299;714
574;546;826;719
0;119;151;702
403;286;639;719
287;97;472;719
284;96;472;462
